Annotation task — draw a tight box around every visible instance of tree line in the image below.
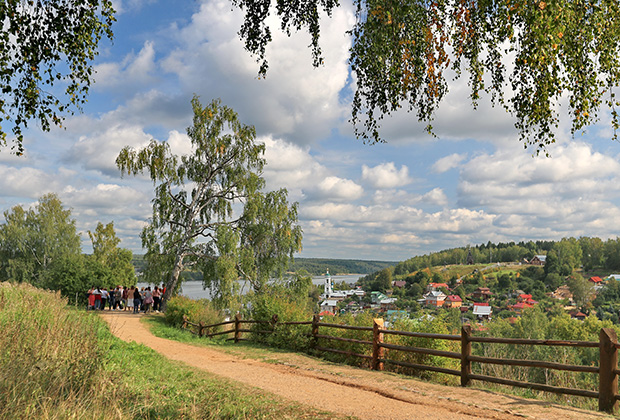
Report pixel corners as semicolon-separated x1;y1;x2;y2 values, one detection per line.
392;237;620;276
0;193;135;299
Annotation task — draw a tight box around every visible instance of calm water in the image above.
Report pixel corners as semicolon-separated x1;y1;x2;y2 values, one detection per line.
138;274;363;300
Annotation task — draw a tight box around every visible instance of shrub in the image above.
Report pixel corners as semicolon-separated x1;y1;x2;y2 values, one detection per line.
164;296;224;329
249;286;313;351
314;311;375;368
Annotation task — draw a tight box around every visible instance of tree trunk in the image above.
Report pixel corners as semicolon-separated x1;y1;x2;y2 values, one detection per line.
160;253;184;312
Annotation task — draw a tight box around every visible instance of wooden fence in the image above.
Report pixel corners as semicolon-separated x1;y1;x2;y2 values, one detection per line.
181;315;620;413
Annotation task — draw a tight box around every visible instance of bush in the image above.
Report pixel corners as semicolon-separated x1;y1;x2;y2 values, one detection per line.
164;296;224;329
315;311;375;368
249;286;313;351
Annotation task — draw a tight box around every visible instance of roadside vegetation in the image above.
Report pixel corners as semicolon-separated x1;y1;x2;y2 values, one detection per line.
160;279;620;412
0;282;349;420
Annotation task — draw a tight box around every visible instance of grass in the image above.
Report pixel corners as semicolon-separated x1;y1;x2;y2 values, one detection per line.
0;282;353;420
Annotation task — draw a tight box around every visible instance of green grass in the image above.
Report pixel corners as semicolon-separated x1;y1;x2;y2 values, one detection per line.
0;282;352;420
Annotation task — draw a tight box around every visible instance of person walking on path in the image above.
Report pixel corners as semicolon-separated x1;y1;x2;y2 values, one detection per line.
133;287;142;314
126;286;134;312
101;288;109;310
152;286;161;312
143;287;153;313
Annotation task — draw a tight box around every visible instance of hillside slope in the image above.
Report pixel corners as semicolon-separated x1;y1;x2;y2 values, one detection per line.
101;311;612;420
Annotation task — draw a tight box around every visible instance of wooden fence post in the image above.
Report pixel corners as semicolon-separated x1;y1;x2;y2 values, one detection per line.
461;325;472;387
198;321;205;337
234;313;242;343
311;314;320;349
599;328;619;413
182;315;188;330
372;318;385;371
271;314;279;331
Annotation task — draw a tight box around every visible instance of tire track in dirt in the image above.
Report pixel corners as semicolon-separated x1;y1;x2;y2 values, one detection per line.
100;312;613;420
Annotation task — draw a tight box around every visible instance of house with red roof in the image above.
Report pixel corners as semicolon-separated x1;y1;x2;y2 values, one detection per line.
443;295;463;308
589;276;603;284
569;310;587;321
427;282;450;292
511;301;534;314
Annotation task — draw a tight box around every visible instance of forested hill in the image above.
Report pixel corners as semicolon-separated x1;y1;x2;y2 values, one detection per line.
288;258;396;276
132;255;395;277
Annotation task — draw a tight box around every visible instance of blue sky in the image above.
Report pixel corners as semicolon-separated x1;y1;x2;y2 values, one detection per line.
1;0;620;261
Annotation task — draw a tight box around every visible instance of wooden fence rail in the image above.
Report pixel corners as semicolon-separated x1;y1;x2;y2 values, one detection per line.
180;315;620;413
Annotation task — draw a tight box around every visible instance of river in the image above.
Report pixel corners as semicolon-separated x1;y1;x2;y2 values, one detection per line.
138;274;364;300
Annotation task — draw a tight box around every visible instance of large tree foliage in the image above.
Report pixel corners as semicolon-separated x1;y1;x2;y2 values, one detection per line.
116;96;303;309
232;0;620;153
0;0;115;154
88;221;136;286
0;193;81;285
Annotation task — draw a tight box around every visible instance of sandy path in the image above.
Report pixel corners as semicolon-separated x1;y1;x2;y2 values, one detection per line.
100;311;613;420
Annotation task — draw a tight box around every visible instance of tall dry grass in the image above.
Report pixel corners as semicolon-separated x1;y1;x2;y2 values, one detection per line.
0;282;121;419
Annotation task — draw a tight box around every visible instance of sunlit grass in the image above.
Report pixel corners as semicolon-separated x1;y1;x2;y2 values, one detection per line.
0;282;352;420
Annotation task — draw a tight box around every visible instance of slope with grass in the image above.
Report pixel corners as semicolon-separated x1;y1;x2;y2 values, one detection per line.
0;282;350;419
100;310;614;420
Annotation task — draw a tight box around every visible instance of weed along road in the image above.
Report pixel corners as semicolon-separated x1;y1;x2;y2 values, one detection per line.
100;311;613;420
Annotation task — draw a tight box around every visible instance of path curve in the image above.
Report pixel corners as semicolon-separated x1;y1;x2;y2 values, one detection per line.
100;312;612;420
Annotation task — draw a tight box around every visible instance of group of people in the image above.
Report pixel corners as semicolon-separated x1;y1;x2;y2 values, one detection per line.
87;285;165;313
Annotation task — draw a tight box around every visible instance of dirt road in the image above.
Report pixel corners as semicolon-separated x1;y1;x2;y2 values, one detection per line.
100;311;613;420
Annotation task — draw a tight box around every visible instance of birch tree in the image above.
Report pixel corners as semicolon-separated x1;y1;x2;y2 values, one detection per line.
232;0;620;154
116;96;302;309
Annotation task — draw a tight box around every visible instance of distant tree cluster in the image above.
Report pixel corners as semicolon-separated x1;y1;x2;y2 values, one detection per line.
288;258;395;276
392;238;620;276
0;194;135;299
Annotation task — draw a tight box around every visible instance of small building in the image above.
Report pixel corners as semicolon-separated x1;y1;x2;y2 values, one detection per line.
443;295;463;308
473;302;492;320
607;274;620;281
589;276;603;284
427;282;450;292
570;310;587;321
371;291;389;304
552;285;573;301
320;299;338;313
393;280;407;288
472;287;492;300
379;297;398;310
530;255;547;265
424;290;447;307
511;301;534;314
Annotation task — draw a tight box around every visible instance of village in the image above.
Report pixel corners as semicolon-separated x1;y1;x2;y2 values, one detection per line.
319;256;620;327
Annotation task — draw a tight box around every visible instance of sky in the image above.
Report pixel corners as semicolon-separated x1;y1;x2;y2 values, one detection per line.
1;0;620;262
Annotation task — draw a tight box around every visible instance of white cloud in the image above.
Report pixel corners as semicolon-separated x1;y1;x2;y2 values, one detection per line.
66;125;153;175
62;183;148;213
362;162;412;189
420;188;448;206
94;41;158;89
159;0;356;144
308;176;364;201
432;153;467;173
0;166;59;199
262;136;363;202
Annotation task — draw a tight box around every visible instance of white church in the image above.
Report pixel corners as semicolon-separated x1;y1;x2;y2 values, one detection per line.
319;269;365;314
